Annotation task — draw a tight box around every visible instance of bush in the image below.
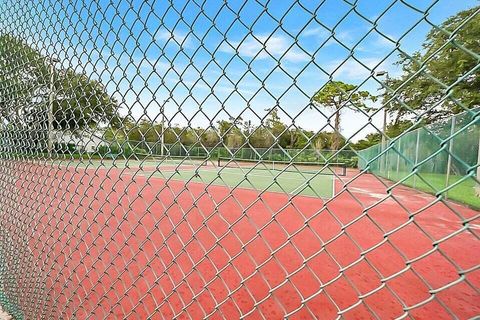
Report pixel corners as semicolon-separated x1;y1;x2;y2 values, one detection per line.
347;156;358;168
97;145;110;156
269;153;284;161
97;143;122;156
54;142;77;154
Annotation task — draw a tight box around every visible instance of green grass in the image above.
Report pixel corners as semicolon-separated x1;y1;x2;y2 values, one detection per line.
380;171;480;209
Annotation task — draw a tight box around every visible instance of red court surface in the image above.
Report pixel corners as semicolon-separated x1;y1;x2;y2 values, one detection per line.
8;162;480;319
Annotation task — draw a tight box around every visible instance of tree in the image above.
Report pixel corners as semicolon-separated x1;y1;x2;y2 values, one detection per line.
352;133;381;150
217;119;235;145
249;127;274;148
217;120;233;138
384;6;479;123
125;120;153;142
217;119;245;148
0;34;119;139
163;127;178;144
200;128;220;147
352;120;417;150
179;128;197;146
311;132;339;151
225;132;244;148
51;69;120;131
287;128;310;149
313;81;375;150
0;35;48;124
264;108;289;148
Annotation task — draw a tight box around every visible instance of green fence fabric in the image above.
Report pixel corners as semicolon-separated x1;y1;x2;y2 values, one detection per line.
358;109;479;207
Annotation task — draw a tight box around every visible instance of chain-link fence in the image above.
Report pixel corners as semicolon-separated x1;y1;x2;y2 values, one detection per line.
97;142;358;167
0;0;479;319
358;108;480;208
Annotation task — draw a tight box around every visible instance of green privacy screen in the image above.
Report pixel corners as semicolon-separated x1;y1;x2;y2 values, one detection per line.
358;108;479;207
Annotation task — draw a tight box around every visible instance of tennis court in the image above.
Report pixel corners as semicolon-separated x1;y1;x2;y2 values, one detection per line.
1;1;479;319
63;156;339;198
3;159;477;319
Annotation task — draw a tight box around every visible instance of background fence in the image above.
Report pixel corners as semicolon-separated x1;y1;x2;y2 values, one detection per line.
98;141;359;167
0;0;479;319
358;109;480;208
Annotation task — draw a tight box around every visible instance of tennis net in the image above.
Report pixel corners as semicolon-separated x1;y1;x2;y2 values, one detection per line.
217;157;347;176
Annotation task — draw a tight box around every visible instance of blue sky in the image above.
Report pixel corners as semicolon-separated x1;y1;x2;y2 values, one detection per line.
10;0;478;141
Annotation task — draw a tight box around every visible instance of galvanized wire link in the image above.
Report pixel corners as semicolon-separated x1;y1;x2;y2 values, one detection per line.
0;0;479;319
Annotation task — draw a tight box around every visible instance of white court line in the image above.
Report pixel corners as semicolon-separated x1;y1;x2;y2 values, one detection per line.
181;167;335;183
143;166;335;198
205;168;334;197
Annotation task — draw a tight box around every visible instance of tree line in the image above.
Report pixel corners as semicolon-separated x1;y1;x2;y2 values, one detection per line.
105;108;348;151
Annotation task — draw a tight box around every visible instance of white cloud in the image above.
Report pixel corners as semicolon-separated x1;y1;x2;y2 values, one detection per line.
156;29;189;47
302;27;359;48
302;26;329;38
357;33;397;53
221;34;310;63
327;57;384;80
335;31;355;45
375;33;396;47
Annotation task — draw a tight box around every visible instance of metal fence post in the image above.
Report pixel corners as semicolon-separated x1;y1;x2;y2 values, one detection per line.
413;128;421;188
160;106;165;157
47;61;56;156
445;117;456;199
396;138;401;177
476;134;480;196
386;141;390;179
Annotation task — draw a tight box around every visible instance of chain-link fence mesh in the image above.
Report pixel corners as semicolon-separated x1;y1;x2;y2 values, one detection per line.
0;0;479;319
